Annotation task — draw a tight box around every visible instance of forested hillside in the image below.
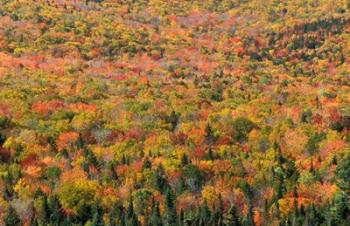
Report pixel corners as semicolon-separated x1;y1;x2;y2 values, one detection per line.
1;0;350;225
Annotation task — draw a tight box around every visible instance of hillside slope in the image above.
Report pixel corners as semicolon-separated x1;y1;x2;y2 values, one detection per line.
0;0;350;225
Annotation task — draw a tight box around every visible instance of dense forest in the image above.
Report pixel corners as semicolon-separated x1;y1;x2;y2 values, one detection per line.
0;0;350;225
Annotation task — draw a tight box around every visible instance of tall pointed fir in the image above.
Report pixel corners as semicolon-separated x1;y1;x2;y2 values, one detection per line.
149;199;162;226
126;196;139;226
224;205;240;226
163;189;177;226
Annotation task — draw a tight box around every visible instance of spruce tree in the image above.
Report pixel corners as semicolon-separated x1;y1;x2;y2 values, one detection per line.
178;209;184;226
224;205;240;226
4;206;20;226
168;110;180;132
91;206;104;226
199;201;211;226
204;124;216;146
180;153;189;166
155;164;169;193
149;199;162;226
217;194;224;226
163;189;177;226
48;196;62;224
142;157;152;170
126;196;139;226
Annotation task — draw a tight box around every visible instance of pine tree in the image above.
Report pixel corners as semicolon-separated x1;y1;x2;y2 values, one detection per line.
207;147;215;161
126;196;139;226
142;157;152;170
91;206;104;226
47;136;57;152
204;124;216;146
168;110;180;132
109;212;116;226
129;215;140;226
178;209;184;226
263;199;269;224
238;181;254;226
75;133;84;149
109;161;118;180
217;194;224;226
199;200;211;226
163;189;177;226
150;200;162;226
34;193;49;224
155;164;169;193
290;188;300;226
4;206;20;226
61;215;73;226
29;218;39;226
332;154;350;224
224;205;240;226
110;202;124;226
48;196;62;224
180;153;189;166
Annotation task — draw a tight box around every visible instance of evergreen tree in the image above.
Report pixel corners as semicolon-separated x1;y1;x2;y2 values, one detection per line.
48;196;62;224
238;181;254;226
110;202;124;226
207;147;215;161
109;161;118;181
61;215;73;226
34;193;49;225
142;157;152;170
335;154;350;192
263;199;270;225
204;123;216;146
109;212;116;226
154;164;169;193
199;201;211;226
180;153;189;166
75;133;84;150
178;209;184;226
163;189;177;226
331;154;350;224
91;206;104;226
224;205;240;226
47;135;58;152
217;194;224;226
150;200;162;226
29;218;39;226
126;196;139;226
168;110;180;132
4;206;20;226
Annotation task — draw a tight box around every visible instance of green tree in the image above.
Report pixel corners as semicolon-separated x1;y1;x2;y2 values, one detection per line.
154;164;170;193
56;180;98;222
48;195;62;224
109;202;125;226
142;157;152;170
163;189;177;226
180;153;189;166
204;124;216;146
224;205;240;226
199;201;211;226
167;111;180;132
149;200;162;226
232;117;255;143
33;193;49;225
126;196;139;226
182;164;203;192
4;206;20;226
91;206;104;226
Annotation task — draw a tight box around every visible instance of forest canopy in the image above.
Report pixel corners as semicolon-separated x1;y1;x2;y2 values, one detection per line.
1;0;350;225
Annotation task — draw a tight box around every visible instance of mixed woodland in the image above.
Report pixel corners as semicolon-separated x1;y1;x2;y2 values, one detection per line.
1;0;350;225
